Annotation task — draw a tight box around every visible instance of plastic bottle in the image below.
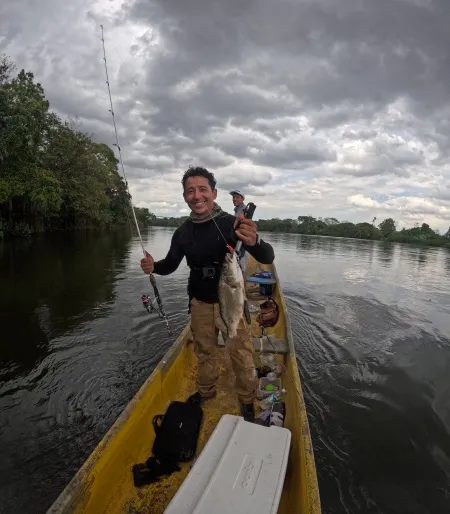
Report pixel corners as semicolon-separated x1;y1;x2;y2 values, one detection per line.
258;407;272;424
266;371;277;383
269;402;286;427
258;388;286;410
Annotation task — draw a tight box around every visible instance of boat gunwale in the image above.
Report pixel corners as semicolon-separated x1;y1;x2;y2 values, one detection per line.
270;263;322;512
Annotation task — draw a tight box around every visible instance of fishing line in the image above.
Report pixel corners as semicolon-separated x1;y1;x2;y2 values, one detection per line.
202;202;234;252
100;24;173;336
203;201;256;262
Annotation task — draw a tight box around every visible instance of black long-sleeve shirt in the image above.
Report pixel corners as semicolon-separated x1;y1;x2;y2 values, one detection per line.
153;213;275;303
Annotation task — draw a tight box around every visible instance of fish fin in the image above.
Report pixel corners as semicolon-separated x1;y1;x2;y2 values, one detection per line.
244;300;251;325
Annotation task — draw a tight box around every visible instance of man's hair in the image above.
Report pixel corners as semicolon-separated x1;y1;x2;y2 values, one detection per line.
181;166;217;191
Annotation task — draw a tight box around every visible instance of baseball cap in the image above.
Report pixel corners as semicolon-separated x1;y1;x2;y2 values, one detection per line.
230;189;245;198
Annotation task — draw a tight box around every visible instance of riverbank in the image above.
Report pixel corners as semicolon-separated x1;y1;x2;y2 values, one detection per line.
0;206;153;241
148;216;450;249
4;217;450;251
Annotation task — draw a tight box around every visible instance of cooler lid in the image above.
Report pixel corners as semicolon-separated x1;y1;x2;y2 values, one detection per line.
164;414;291;514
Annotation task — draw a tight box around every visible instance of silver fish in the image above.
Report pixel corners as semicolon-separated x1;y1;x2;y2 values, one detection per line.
218;250;245;339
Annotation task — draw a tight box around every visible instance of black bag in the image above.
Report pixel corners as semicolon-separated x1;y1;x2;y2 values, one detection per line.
152;401;203;462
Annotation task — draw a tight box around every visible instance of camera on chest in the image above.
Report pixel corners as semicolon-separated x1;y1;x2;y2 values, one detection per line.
201;265;217;280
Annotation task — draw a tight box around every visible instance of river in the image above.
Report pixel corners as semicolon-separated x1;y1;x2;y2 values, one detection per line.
1;228;450;514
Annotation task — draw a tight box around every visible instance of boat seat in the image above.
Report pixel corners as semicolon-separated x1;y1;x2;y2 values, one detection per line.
217;333;288;354
252;334;289;354
164;414;291;514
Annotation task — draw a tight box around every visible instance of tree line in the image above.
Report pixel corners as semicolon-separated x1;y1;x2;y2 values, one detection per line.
257;216;450;247
0;54;154;239
150;214;450;248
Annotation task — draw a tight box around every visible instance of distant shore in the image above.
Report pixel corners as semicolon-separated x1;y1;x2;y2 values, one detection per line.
148;215;450;249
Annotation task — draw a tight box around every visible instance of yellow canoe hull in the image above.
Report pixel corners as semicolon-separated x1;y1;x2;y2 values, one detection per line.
47;257;321;514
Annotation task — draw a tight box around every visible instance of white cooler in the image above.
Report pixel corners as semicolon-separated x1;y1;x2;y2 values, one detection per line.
164;414;291;514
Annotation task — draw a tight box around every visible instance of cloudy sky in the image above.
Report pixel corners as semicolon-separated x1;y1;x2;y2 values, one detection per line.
2;0;450;230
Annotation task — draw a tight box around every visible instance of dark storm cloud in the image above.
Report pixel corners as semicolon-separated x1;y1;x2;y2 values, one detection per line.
128;0;450;112
220;137;337;169
120;0;450;193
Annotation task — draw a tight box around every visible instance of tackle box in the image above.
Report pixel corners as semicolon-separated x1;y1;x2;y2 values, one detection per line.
257;377;283;399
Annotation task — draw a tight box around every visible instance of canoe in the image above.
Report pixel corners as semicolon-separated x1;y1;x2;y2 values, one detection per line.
47;255;321;514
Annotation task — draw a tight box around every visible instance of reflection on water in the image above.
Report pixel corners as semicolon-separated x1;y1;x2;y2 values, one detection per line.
0;232;131;382
377;242;395;268
269;234;450;513
1;230;450;513
0;229;191;513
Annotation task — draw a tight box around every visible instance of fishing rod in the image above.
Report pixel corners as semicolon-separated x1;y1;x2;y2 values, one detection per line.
100;24;173;336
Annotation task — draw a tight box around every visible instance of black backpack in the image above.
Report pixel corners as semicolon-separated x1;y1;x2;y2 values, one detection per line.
132;400;203;487
152;400;203;462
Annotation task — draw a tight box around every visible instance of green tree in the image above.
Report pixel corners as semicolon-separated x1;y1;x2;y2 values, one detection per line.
0;67;58;229
134;207;157;227
297;216;318;234
378;218;396;239
420;223;435;237
0;56;135;238
355;222;377;239
42;118;117;228
0;54;16;84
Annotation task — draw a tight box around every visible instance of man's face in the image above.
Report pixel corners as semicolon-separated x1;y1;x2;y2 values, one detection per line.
183;176;217;217
232;194;244;207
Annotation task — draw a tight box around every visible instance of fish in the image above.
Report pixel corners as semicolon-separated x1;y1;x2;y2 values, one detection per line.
218;250;245;339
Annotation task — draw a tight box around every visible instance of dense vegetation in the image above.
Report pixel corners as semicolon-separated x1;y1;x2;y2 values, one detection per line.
256;216;450;247
151;214;450;248
0;54;154;239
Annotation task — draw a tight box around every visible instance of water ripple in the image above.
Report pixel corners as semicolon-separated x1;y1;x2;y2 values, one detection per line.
1;230;450;513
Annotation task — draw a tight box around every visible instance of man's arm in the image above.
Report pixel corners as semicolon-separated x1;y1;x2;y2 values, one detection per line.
244;236;275;264
225;215;275;265
153;228;185;275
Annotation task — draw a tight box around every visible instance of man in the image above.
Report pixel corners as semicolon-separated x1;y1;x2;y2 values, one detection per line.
230;189;247;217
140;167;275;422
230;190;249;273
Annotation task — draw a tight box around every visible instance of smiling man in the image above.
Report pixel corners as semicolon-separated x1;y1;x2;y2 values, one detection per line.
140;166;275;422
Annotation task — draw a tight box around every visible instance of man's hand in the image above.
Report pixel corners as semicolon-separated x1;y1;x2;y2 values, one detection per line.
234;215;258;246
140;250;155;274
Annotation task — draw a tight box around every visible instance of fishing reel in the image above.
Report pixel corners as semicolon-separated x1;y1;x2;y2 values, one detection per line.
141;293;162;318
141;292;173;334
141;294;154;314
